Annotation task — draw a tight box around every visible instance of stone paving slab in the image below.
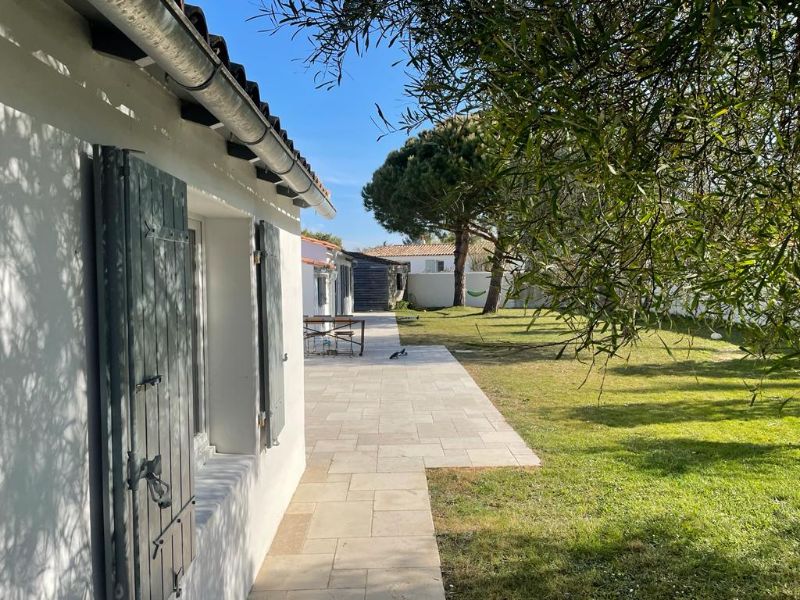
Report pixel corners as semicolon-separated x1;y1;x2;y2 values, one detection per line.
250;313;539;600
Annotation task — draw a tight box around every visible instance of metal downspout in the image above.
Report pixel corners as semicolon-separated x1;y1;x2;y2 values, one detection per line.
87;0;335;219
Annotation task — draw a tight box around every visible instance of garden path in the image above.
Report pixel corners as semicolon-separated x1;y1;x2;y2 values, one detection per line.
249;312;538;599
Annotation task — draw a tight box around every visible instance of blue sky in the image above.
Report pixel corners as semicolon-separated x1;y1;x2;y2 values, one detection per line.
200;2;411;249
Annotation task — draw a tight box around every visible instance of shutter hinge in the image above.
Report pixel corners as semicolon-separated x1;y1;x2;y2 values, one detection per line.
257;410;267;428
253;250;267;265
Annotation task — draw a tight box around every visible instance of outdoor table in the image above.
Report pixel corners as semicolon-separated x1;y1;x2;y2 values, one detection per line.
303;315;366;356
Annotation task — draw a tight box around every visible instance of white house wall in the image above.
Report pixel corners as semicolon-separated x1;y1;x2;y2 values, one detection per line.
326;272;336;316
373;254;491;274
0;100;97;599
334;255;354;316
300;239;350;317
301;263;317;316
203;216;260;455
182;226;306;600
300;238;331;263
301;266;336;317
0;1;307;598
379;255;456;273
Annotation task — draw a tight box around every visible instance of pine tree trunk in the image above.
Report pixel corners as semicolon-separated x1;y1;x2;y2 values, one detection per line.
482;243;505;314
452;225;469;306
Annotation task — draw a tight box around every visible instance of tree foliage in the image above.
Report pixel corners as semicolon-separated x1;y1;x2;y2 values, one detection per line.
302;228;343;247
362;117;499;305
362;117;492;234
261;0;800;379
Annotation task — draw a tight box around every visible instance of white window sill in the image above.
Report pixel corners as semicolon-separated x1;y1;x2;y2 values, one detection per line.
193;452;256;530
193;431;215;468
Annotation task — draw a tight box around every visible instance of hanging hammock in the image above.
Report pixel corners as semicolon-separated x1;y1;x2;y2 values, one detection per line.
467;289;486;297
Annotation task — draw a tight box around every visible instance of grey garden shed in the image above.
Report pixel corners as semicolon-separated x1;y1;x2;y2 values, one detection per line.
347;252;410;311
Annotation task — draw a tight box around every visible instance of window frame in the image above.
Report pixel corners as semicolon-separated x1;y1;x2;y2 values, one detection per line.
341;265;350;298
188;217;212;462
424;259;446;273
316;272;328;307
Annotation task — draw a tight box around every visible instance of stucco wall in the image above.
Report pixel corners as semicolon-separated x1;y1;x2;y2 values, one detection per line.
301;263;317;316
334;255;354;316
183;228;306;600
300;240;351;317
0;102;97;600
204;216;260;455
301;269;334;317
0;1;307;598
379;255;455;273
377;254;490;274
300;239;330;264
408;272;508;308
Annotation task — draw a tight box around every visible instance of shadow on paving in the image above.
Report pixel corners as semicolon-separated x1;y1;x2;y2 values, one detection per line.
435;516;794;600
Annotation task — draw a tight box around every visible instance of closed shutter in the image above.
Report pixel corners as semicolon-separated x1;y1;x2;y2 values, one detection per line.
255;220;285;447
94;147;195;600
317;274;327;307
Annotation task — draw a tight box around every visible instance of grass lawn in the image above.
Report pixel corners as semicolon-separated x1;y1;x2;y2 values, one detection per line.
397;307;800;600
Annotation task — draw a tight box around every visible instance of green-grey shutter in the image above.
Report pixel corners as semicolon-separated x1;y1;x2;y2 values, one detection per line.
95;147;195;600
255;220;285;447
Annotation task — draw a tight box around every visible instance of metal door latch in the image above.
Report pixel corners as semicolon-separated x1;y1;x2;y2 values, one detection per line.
173;567;184;597
132;454;172;509
135;374;161;393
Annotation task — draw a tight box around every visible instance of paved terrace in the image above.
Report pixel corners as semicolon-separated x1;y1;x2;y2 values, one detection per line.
249;313;539;600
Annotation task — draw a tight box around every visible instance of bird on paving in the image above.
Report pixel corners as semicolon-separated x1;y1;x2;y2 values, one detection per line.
389;348;408;359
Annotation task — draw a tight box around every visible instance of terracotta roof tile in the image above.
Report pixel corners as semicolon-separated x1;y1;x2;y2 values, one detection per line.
180;3;328;196
302;235;340;250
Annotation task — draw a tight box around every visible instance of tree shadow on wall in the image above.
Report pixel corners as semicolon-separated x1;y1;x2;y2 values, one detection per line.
0;105;97;599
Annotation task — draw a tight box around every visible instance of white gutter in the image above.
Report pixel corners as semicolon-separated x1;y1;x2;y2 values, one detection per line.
87;0;335;219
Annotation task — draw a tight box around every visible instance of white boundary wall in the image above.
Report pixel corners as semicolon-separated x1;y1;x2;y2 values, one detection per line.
408;272;508;308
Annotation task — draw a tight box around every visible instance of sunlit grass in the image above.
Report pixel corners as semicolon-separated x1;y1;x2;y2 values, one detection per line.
398;307;800;600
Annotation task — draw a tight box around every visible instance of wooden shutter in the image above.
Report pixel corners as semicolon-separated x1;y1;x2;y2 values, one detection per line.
94;147;195;600
316;274;326;307
255;220;285;447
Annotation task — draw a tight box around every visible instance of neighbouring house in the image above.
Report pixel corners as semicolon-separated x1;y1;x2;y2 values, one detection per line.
363;242;493;273
0;2;335;599
348;252;410;311
301;235;354;316
363;243;509;308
